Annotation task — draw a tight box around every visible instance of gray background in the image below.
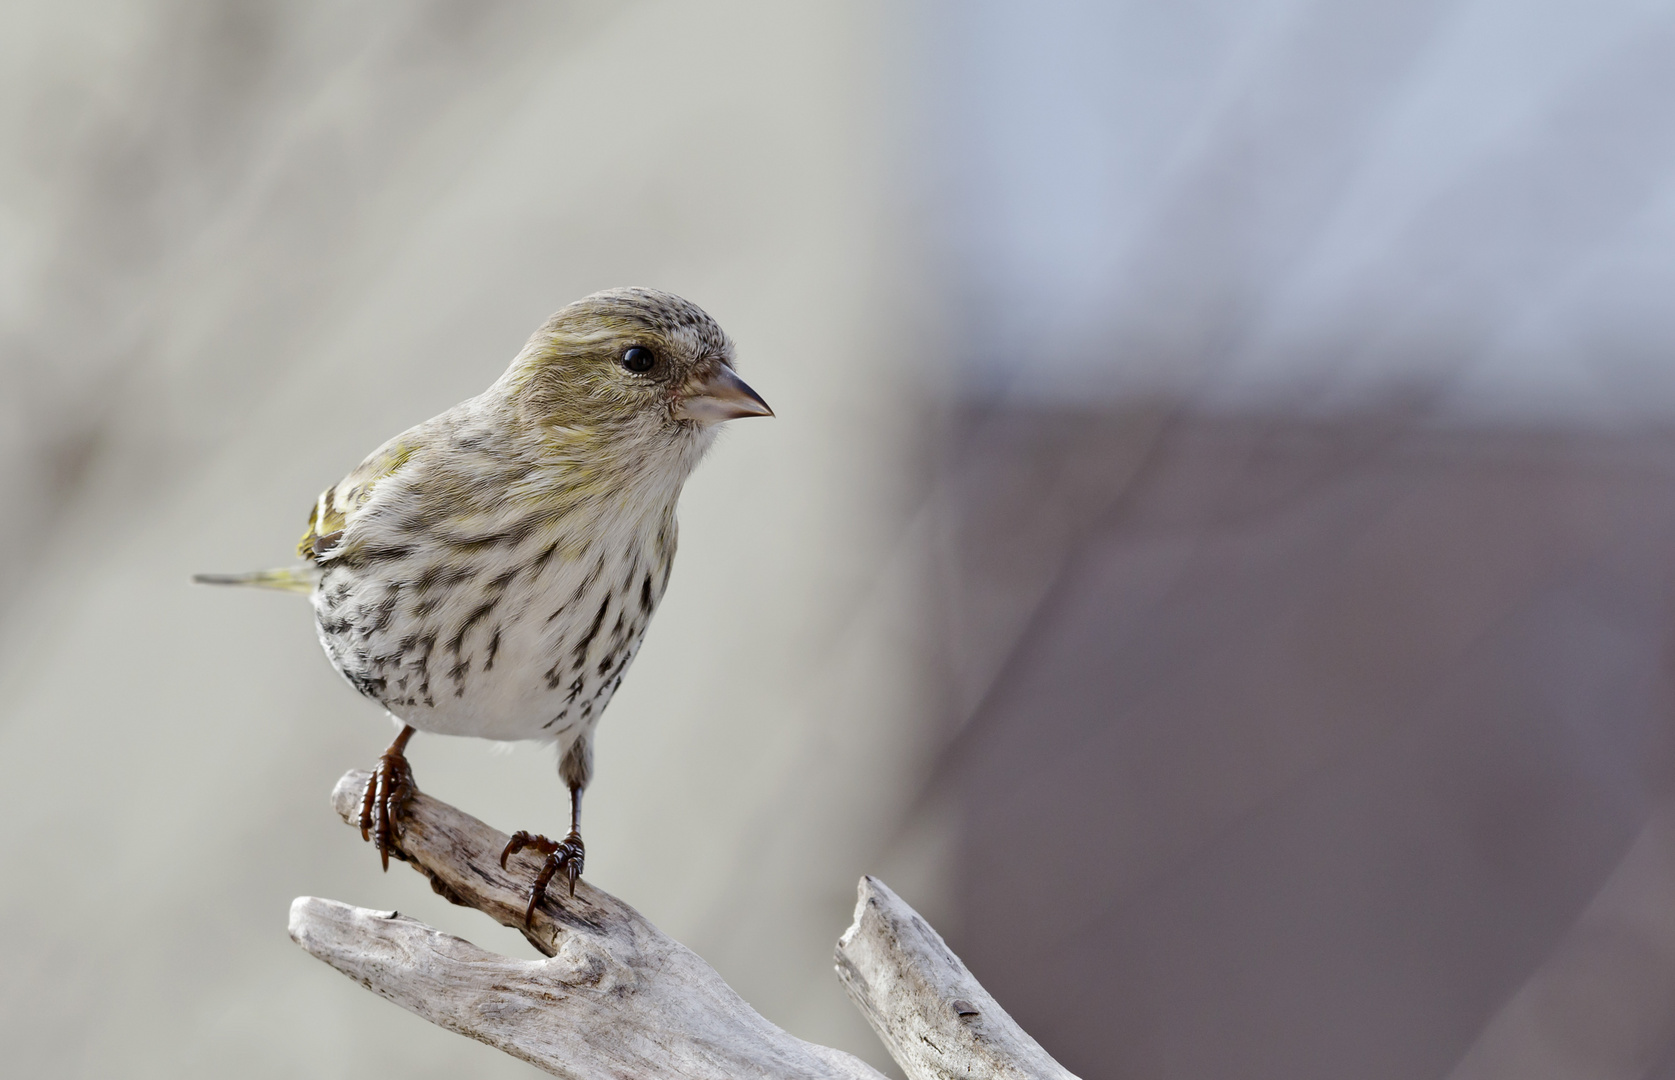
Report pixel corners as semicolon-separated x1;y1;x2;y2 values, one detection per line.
0;3;939;1076
7;1;1675;1077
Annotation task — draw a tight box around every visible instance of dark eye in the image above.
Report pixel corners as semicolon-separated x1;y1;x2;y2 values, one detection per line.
621;346;655;373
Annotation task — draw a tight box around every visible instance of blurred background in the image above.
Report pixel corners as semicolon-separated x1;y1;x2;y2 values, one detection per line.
5;1;1675;1077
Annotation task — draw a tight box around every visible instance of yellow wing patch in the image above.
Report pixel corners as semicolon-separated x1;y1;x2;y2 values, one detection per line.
298;436;415;561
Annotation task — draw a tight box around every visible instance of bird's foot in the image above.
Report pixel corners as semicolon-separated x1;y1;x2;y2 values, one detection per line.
500;830;585;925
359;745;415;871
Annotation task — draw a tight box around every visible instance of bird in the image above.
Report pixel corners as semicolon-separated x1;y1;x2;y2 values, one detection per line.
196;287;772;923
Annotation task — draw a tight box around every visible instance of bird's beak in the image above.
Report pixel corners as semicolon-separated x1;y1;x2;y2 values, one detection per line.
675;364;774;424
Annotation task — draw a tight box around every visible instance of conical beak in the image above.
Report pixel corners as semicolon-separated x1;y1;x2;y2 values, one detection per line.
675;364;774;424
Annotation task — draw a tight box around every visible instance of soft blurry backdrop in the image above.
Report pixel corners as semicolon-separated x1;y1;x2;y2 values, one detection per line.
6;2;1675;1078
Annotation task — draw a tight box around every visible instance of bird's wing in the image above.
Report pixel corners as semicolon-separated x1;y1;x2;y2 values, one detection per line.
297;433;418;562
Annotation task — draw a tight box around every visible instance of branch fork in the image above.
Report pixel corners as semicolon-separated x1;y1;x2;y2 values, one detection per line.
289;770;1079;1079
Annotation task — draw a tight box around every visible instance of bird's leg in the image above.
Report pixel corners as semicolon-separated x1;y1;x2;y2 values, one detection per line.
500;782;586;926
563;780;585;894
359;724;416;871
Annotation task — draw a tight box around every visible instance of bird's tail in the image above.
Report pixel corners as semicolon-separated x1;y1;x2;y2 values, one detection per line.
191;566;319;595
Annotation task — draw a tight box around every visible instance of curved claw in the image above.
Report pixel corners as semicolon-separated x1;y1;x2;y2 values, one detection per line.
500;829;557;870
358;748;414;871
359;770;378;844
526;857;563;926
500;830;584;925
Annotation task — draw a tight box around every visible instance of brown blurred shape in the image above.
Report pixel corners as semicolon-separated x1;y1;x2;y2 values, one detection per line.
924;406;1675;1080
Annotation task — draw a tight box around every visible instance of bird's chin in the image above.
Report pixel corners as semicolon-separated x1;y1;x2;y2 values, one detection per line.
662;412;721;453
677;415;720;442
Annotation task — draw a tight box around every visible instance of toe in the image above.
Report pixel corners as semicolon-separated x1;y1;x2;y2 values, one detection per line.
374;774;392;870
526;857;562;927
359;774;377;842
500;831;529;870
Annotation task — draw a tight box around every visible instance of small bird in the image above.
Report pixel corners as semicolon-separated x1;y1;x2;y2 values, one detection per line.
197;288;771;922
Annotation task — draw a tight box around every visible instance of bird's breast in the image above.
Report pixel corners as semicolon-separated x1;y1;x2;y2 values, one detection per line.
313;508;675;742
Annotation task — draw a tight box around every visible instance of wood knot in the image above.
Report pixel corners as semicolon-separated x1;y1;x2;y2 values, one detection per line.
951;999;979;1018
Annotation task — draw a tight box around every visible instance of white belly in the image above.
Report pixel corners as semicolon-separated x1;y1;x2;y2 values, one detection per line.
313;521;670;744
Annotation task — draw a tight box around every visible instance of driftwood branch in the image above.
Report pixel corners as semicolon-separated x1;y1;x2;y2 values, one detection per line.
289;770;1078;1079
836;877;1079;1080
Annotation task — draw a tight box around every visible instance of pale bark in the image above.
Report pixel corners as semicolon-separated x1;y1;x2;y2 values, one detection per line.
835;876;1080;1080
288;769;1077;1079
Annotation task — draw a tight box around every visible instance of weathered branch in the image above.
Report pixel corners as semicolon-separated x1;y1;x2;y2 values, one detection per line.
289;770;1077;1079
292;771;884;1078
835;876;1079;1080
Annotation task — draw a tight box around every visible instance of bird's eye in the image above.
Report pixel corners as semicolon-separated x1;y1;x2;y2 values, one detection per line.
621;346;655;373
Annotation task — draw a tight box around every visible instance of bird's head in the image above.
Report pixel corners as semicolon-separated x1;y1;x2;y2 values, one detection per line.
496;287;772;473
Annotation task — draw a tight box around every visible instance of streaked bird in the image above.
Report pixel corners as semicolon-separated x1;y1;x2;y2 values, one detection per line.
197;287;771;921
